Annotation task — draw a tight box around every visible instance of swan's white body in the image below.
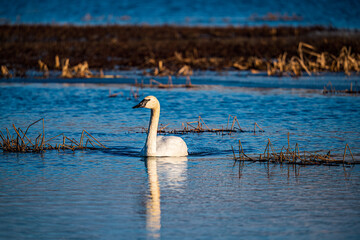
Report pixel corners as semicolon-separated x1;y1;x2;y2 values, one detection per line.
133;96;188;157
141;135;188;157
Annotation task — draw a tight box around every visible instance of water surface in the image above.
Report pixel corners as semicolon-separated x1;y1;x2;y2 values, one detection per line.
1;0;360;28
0;74;360;239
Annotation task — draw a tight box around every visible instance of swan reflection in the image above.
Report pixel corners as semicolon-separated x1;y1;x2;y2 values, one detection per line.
145;156;188;239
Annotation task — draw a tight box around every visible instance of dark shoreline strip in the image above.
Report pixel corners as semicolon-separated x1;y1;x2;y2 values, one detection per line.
1;25;360;75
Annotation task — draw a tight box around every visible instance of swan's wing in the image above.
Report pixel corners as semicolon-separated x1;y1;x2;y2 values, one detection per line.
156;136;188;156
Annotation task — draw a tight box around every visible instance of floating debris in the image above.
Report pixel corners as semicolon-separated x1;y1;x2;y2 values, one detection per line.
0;119;106;153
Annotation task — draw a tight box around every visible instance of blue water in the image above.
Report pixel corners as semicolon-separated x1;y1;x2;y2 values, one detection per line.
1;74;360;239
1;0;360;29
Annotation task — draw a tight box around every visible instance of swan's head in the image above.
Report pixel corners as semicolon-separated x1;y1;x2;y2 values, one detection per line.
133;96;160;109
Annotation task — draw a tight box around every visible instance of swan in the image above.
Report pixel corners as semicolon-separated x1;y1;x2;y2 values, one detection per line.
133;96;188;157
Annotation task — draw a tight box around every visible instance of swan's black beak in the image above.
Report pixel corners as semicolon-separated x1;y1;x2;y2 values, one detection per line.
132;99;150;109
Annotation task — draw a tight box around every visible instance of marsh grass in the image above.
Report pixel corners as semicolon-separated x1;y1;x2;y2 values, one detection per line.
323;82;360;95
145;42;360;78
1;65;11;78
3;41;359;80
266;42;360;77
134;76;195;89
0;119;106;153
232;133;358;168
3;25;360;78
138;115;264;135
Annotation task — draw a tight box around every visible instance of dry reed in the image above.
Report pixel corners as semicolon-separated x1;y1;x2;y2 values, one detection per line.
266;42;360;77
4;41;358;80
34;56;122;79
139;115;264;135
143;42;360;78
0;119;106;153
1;65;12;78
134;76;195;89
323;82;360;95
232;133;358;168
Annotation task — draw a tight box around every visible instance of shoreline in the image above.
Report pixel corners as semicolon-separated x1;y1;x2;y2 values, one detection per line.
1;24;360;77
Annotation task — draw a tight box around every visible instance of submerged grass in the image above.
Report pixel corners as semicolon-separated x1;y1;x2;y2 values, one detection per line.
0;119;106;153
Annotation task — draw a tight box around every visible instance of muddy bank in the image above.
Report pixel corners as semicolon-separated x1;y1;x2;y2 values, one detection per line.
1;25;360;76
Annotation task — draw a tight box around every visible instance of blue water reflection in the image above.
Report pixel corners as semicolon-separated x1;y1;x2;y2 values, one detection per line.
0;79;360;239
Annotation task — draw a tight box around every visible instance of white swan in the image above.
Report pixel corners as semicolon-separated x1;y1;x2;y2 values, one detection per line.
133;96;188;157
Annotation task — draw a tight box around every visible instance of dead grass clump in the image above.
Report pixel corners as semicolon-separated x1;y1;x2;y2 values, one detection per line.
36;56;121;79
0;119;106;153
160;115;243;134
134;76;195;89
72;61;93;78
61;58;72;78
232;133;358;167
146;58;194;77
267;42;360;77
138;115;264;135
149;60;173;76
60;58;93;78
1;65;12;78
323;82;360;95
177;65;193;76
38;60;49;77
55;55;61;69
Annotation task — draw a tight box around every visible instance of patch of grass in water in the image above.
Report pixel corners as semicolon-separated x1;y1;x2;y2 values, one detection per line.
0;119;106;153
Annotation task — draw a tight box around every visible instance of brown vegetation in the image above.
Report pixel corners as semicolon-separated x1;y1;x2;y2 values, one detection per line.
0;119;106;152
138;115;264;134
1;25;360;77
232;133;358;167
323;82;360;95
266;43;360;76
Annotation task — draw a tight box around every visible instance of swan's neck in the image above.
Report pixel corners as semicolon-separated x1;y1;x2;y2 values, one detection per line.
145;106;160;156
